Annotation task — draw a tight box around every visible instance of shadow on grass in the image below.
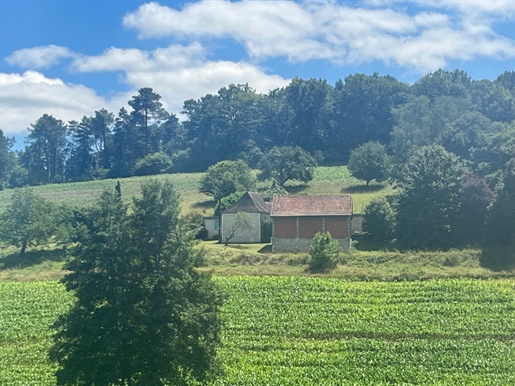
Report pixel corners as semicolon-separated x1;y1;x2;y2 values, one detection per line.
478;247;515;272
0;247;66;271
192;200;216;210
284;184;309;194
342;184;385;194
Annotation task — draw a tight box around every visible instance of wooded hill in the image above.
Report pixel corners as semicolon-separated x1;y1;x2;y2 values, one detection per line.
1;69;514;189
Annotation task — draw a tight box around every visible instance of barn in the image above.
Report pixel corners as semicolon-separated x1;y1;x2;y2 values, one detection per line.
270;195;353;252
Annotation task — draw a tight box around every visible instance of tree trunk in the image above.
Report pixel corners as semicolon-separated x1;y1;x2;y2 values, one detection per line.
20;240;27;256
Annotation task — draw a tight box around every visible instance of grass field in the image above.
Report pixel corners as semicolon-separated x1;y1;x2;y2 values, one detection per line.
0;166;393;215
1;277;515;385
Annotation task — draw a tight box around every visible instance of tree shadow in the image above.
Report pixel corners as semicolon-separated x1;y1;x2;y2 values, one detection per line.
0;248;66;271
341;184;385;194
284;184;309;194
478;247;515;272
192;200;216;210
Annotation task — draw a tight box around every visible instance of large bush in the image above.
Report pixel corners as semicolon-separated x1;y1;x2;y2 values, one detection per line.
363;197;396;247
308;232;341;273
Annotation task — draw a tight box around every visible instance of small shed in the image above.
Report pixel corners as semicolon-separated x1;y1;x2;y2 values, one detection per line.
221;192;271;243
270;195;353;252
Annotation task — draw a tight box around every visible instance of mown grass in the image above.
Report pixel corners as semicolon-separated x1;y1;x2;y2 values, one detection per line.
0;173;210;215
0;166;393;215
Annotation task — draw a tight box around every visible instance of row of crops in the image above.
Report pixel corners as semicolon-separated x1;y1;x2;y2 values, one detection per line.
1;277;515;385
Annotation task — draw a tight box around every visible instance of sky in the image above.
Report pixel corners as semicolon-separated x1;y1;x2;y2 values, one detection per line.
1;0;514;145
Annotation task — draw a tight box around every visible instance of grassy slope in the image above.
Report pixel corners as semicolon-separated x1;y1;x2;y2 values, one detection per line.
0;166;391;215
1;166;513;281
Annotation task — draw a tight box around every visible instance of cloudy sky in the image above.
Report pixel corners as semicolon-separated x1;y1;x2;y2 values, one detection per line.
1;0;514;141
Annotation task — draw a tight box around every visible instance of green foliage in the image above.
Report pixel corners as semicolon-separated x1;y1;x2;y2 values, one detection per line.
362;197;396;247
258;146;318;187
200;160;256;202
22;114;68;184
395;145;467;250
308;232;341;272
214;191;245;217
132;151;173;176
348;141;390;185
50;180;223;385
485;158;515;247
454;173;494;247
0;130;16;190
260;218;272;243
0;189;60;255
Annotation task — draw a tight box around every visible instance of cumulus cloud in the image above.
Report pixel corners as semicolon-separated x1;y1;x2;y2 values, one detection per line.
5;45;75;69
0;71;111;134
123;0;515;71
0;52;290;135
70;43;290;116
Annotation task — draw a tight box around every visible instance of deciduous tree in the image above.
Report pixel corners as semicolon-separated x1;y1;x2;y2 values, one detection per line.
348;141;390;185
0;189;57;255
258;146;317;187
395;145;467;249
200;160;256;202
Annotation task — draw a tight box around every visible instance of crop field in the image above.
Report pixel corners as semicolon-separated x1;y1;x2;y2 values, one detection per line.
1;277;515;385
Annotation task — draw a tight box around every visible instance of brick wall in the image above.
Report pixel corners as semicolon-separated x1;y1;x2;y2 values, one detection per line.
325;217;348;238
274;217;296;238
272;216;351;252
299;217;323;238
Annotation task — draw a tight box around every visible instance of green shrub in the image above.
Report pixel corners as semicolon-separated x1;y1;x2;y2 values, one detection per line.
133;151;173;176
308;232;341;272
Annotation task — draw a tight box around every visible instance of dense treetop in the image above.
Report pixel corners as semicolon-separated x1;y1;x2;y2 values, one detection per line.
0;69;514;191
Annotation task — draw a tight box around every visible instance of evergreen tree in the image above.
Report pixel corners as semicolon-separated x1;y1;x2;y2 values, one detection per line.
50;180;223;385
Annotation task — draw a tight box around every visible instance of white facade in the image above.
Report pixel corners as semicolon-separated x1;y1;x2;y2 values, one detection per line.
221;213;269;243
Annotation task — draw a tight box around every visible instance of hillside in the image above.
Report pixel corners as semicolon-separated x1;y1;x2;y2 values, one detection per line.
0;166;393;215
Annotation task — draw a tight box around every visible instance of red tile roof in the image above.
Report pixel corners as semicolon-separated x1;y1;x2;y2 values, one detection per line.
270;195;352;217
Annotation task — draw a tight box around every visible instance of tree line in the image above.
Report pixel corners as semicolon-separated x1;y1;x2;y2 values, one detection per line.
1;69;514;189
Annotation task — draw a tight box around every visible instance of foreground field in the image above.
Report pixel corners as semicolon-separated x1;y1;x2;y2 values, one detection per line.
1;277;515;385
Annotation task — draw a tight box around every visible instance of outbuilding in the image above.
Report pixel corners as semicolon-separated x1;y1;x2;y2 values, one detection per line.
270;195;353;252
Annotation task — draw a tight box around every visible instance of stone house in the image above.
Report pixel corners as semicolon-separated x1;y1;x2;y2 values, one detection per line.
221;192;271;244
270;195;353;252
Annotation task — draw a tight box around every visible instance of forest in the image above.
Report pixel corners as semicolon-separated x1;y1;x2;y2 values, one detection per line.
0;68;513;187
1;68;514;251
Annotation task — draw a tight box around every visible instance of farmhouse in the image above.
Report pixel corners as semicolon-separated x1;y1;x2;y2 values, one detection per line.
221;192;271;243
270;195;353;252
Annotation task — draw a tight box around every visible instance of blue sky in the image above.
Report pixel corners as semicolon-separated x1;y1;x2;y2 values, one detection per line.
1;0;514;142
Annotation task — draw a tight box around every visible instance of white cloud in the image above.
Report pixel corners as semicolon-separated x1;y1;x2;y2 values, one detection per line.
0;49;290;135
0;71;111;134
70;44;290;115
5;45;75;69
123;0;515;70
